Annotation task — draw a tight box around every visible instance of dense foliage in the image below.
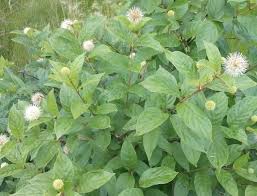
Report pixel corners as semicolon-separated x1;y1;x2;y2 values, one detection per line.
1;0;257;195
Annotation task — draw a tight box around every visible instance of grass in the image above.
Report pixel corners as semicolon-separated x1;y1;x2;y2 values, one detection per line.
0;0;123;65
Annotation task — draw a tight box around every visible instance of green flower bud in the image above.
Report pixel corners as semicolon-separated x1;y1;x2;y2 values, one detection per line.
230;86;237;94
61;67;71;76
248;168;255;174
167;10;175;17
53;179;64;191
251;115;257;123
205;100;216;111
246;126;254;132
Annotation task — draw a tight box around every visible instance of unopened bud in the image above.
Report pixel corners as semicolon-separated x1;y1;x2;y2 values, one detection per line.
230;86;237;94
53;179;64;191
167;10;175;17
61;67;71;76
205;100;216;111
251;115;257;123
248;168;255;174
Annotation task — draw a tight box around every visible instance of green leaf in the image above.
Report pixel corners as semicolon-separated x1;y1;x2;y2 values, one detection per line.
140;67;180;96
59;84;76;111
49;29;82;60
95;103;118;114
94;130;111;151
116;173;135;194
8;105;24;139
78;170;115;193
245;185;257;196
0;164;23;177
169;142;190;171
136;34;164;52
139;166;178;188
221;126;248;144
81;73;104;103
70;99;89;119
235;75;257;91
194;171;212;196
53;152;74;180
121;140;138;169
207;129;229;169
176;102;212;141
207;0;225;19
34;141;59;168
196;20;219;50
233;154;257;182
204;41;222;72
118;188;144;196
47;89;59;117
136;107;169;136
205;92;228;125
207;74;235;92
69;53;85;88
12;172;54;196
143;128;160;161
87;115;111;129
216;169;238;196
227;96;257;128
54;116;74;139
174;175;190;196
165;50;196;78
170;115;209;152
181;143;201;167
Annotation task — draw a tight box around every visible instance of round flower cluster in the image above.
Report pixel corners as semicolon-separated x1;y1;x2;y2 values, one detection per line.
82;40;95;52
24;105;41;122
127;7;144;24
0;134;9;147
60;19;78;31
205;100;216;111
61;67;71;76
53;179;64;191
31;92;44;106
24;92;45;121
223;52;248;77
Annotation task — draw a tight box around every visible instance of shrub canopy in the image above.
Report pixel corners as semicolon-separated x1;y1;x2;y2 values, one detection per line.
1;0;257;195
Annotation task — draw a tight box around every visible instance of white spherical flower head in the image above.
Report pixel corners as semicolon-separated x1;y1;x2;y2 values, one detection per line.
82;40;95;52
53;179;64;191
31;92;44;106
0;134;9;147
223;52;248;77
24;105;41;121
60;19;74;30
0;162;8;168
23;27;31;34
127;7;144;24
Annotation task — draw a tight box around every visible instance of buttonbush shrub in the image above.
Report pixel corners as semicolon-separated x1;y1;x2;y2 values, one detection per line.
1;0;257;195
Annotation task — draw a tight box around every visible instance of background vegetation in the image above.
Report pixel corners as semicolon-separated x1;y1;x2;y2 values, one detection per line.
1;0;257;196
0;0;123;64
